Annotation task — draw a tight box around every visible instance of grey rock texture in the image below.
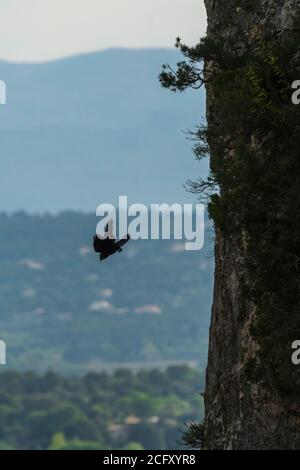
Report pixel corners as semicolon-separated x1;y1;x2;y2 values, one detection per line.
204;0;300;449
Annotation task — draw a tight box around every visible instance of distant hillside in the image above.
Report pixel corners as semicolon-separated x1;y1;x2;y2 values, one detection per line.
0;212;213;373
0;366;204;450
0;49;206;212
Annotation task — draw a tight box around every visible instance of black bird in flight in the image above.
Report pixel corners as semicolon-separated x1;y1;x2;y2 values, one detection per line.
93;222;130;261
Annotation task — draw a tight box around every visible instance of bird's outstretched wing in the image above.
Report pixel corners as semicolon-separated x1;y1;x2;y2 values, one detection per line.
115;234;130;249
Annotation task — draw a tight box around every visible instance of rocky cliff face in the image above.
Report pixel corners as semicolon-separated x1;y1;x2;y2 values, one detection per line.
204;0;300;449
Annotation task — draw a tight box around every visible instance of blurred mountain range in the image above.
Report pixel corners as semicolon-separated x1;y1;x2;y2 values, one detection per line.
0;49;206;212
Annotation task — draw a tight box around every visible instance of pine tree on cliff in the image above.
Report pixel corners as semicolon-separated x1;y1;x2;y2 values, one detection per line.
160;0;300;449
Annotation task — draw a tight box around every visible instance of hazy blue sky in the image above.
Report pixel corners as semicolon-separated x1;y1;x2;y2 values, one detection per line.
0;0;207;62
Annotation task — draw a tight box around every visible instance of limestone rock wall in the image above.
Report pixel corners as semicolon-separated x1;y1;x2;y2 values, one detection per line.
204;0;300;449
